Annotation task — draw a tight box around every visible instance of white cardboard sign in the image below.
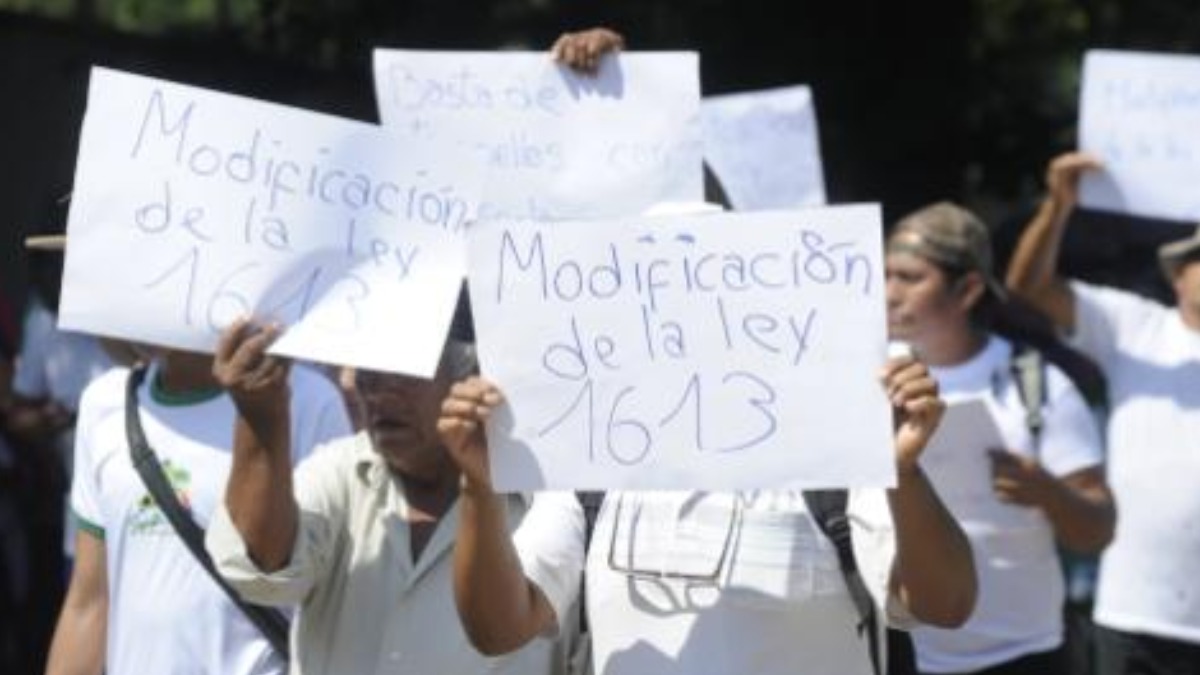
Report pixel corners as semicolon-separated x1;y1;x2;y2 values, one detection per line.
1080;49;1200;222
59;67;481;378
918;398;1044;529
373;50;704;221
702;85;827;209
466;206;895;491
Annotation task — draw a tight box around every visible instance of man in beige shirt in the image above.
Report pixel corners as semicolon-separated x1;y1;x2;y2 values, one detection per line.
205;319;583;675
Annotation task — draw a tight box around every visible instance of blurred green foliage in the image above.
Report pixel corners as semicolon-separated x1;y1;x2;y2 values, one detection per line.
0;0;255;30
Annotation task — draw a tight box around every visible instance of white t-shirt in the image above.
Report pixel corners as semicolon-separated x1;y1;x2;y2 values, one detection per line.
913;335;1103;672
1070;281;1200;644
70;363;352;675
586;489;905;675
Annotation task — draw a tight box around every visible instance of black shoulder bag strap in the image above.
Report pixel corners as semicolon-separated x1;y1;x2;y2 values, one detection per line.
575;490;606;634
125;363;291;659
804;488;884;675
1010;343;1047;453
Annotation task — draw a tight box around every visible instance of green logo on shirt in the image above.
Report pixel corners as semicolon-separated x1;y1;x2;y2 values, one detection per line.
128;460;193;535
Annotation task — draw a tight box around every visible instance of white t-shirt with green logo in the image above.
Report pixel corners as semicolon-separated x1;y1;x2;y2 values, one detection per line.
70;362;352;675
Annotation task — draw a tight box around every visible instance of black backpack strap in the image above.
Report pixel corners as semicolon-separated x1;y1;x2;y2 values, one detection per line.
885;627;918;675
575;490;605;634
1009;343;1047;452
125;363;291;659
804;489;882;675
577;491;605;551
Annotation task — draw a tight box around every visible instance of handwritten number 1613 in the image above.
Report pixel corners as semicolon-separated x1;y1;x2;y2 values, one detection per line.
537;371;778;466
143;246;368;332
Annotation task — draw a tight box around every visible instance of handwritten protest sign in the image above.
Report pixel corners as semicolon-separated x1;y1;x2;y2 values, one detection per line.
701;85;827;210
1080;49;1200;222
372;50;703;221
466;206;894;491
59;67;480;377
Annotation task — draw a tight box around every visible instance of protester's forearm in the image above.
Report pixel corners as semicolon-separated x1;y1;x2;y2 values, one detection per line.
454;483;553;655
1040;473;1115;554
888;466;977;627
1005;197;1077;330
225;412;297;572
44;605;106;675
45;534;107;675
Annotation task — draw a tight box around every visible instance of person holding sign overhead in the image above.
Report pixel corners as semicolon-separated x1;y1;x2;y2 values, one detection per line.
435;29;973;675
205;320;582;675
202;27;646;675
884;201;1114;674
1007;153;1200;675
